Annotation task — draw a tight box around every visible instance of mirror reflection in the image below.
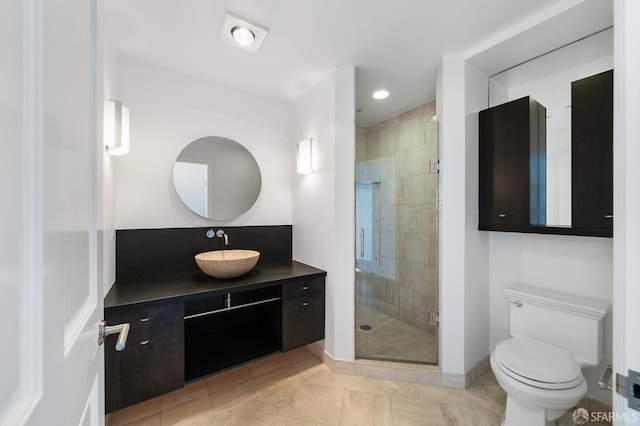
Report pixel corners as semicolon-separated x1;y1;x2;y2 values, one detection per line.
173;136;261;220
488;28;612;227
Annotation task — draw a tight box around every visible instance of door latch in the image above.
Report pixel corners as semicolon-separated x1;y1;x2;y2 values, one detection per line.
98;320;131;351
616;369;640;411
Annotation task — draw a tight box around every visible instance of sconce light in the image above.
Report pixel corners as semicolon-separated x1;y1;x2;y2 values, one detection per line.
104;99;130;156
297;138;313;174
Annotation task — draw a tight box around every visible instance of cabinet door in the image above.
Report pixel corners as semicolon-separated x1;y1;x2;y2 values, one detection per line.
572;70;613;231
479;96;546;229
119;326;184;408
282;292;325;352
105;302;184;413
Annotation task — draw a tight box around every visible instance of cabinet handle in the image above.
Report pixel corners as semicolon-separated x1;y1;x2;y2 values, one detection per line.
604;214;614;219
302;286;309;290
225;293;231;309
184;297;282;320
140;340;150;345
302;302;309;306
498;213;506;218
140;317;150;322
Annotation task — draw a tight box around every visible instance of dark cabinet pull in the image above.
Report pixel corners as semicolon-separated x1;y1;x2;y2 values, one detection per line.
302;286;309;290
498;213;507;218
302;302;309;306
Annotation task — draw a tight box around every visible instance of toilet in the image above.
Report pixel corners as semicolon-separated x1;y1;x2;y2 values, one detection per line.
491;285;608;426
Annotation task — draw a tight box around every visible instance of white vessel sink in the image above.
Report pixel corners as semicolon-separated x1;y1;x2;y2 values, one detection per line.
195;249;260;279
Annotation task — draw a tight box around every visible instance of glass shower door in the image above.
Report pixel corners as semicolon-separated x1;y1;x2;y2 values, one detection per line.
355;102;439;365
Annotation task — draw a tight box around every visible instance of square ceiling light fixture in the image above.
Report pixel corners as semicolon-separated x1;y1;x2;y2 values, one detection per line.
220;11;269;53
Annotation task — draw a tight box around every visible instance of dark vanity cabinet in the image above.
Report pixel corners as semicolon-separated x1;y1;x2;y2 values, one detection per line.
282;276;326;352
571;70;613;233
479;96;547;230
105;259;327;414
105;302;184;413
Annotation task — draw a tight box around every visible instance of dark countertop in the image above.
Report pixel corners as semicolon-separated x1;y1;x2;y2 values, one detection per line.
105;260;326;309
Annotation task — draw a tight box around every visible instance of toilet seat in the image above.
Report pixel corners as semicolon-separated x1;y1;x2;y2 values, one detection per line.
493;338;583;390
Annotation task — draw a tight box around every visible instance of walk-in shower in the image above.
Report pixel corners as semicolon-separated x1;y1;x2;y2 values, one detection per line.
355;101;439;364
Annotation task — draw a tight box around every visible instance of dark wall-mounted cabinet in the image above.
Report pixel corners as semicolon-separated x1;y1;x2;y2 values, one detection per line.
479;96;547;231
571;69;614;232
478;70;613;238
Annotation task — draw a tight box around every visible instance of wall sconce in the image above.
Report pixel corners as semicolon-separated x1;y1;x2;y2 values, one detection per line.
297;138;313;174
104;99;130;156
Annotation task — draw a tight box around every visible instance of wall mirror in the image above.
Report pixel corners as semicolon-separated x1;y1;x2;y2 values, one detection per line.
173;136;261;220
487;28;612;233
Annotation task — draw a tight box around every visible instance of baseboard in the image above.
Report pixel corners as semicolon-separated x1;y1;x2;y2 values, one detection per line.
307;341;480;389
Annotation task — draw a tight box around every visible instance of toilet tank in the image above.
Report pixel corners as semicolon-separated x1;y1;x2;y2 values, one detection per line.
505;285;609;367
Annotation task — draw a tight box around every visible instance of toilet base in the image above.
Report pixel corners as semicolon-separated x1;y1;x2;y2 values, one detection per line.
503;395;567;426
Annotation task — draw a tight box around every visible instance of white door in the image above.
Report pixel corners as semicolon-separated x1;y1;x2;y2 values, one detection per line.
613;0;640;423
174;161;209;217
0;0;105;425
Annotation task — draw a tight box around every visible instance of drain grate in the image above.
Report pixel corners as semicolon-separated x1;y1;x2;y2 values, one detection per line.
359;324;372;331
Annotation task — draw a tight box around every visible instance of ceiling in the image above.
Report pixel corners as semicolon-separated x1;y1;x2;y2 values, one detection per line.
104;0;612;127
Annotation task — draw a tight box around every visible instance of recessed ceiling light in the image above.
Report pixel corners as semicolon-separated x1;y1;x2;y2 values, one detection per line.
372;90;389;100
231;26;255;46
220;11;269;53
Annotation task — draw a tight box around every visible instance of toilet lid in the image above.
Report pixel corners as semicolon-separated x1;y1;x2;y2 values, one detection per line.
494;338;583;390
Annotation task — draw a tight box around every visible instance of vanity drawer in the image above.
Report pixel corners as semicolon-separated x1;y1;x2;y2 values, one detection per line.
184;286;281;318
107;302;183;333
282;276;325;299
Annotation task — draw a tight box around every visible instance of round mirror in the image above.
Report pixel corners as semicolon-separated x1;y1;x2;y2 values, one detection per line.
173;136;261;220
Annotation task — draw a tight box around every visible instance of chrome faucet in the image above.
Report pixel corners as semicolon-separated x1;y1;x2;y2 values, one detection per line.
216;229;229;246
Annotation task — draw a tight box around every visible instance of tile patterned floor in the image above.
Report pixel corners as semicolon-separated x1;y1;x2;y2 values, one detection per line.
355;305;437;364
107;347;507;426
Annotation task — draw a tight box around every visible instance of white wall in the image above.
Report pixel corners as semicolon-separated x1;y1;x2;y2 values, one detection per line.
111;57;294;229
464;62;491;372
438;55;467;375
292;66;356;361
438;56;493;378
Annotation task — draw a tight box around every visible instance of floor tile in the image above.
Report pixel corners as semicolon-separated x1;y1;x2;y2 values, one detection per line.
247;353;290;376
109;397;161;426
217;409;288;426
346;378;387;395
209;376;263;420
289;383;344;425
439;402;501;426
390;397;446;425
391;382;455;403
160;396;216;426
108;347;507;426
205;365;254;394
340;390;392;426
161;380;209;410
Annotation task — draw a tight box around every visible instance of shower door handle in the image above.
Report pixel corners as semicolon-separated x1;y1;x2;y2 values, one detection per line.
360;228;365;258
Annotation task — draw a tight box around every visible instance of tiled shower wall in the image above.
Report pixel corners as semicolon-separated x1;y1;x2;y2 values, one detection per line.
355;101;438;333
